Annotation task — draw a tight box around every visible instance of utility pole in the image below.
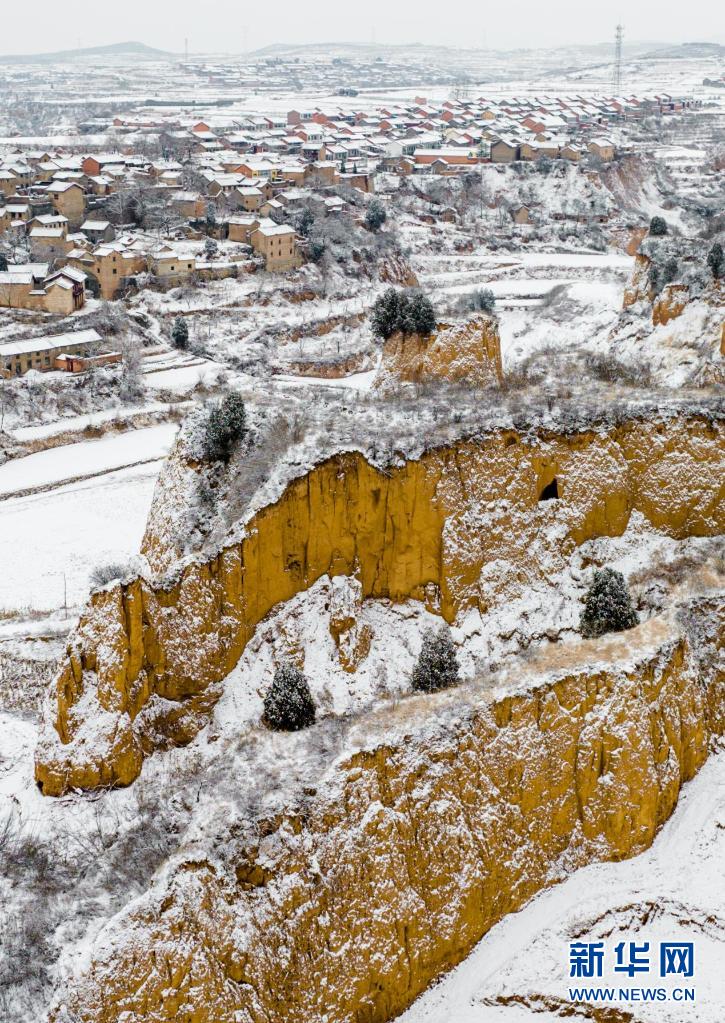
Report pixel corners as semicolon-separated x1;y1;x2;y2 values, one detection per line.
184;37;189;62
613;24;624;95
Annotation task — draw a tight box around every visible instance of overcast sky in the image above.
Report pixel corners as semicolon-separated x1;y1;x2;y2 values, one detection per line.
2;0;722;54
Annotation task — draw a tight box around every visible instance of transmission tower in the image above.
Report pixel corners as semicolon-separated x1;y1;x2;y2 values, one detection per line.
613;24;624;95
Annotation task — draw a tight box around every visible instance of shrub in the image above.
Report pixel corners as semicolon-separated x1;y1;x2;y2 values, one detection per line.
649;215;668;236
89;561;132;589
263;663;316;731
0;254;8;272
365;198;387;232
296;207;315;238
204;237;218;260
411;627;460;693
707;241;723;279
466;287;496;314
370;288;436;340
661;256;679;286
171;316;189;350
308;238;326;262
580;568;639;639
202;391;247;462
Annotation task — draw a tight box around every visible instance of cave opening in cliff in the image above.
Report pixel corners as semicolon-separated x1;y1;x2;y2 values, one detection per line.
539;478;560;501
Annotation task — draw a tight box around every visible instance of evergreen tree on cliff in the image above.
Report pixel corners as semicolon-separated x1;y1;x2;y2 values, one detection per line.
580;568;639;639
371;288;436;340
649;215;668;237
203;391;248;462
263;663;316;731
412;627;460;693
371;288;402;339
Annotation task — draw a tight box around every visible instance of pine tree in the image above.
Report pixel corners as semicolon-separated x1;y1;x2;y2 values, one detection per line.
411;627;460;693
707;242;723;280
370;288;436;339
171;316;189;350
409;291;436;335
371;288;402;339
203;392;247;462
263;663;316;731
580;568;639;639
649;216;668;237
365;198;387;232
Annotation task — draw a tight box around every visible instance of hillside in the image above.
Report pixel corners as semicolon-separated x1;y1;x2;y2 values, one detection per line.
0;40;172;64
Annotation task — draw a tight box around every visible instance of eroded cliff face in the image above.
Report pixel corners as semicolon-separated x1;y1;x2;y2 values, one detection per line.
47;602;725;1023
374;315;503;392
35;415;724;796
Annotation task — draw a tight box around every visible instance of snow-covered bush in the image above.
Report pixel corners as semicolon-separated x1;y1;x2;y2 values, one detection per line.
89;560;135;590
461;288;496;314
580;568;639;638
202;391;247;462
411;627;460;693
649;215;668;237
263;663;316;731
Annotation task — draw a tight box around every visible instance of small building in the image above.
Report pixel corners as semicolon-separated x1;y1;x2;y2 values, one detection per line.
588;138;616;162
490;138;520;163
0;263;86;315
47;181;86;230
510;204;533;225
250;224;301;271
29;226;72;261
149;245;197;282
80;219;116;244
0;327;102;377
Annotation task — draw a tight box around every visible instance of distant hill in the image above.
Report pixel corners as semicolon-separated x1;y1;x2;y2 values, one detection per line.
642;41;725;59
0;40;172;64
248;39;668;59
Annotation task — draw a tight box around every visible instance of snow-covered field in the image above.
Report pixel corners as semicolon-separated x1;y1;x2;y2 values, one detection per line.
0;425;177;611
400;751;725;1023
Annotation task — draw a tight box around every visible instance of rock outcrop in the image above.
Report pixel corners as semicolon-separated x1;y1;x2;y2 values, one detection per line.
374;314;503;392
47;600;725;1023
35;413;724;796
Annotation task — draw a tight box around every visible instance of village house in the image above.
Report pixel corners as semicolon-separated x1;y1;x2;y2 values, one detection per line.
588;138;616;162
490;138;520;163
0;327;104;377
29;226;73;262
249;224;301;271
0;263;87;315
66;243;147;300
47;181;86;230
149;245;197;283
80;219;116;244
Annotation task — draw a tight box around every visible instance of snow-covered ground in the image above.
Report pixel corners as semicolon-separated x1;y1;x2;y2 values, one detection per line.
0;423;176;498
0;462;162;612
0;425;177;611
399;751;725;1023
